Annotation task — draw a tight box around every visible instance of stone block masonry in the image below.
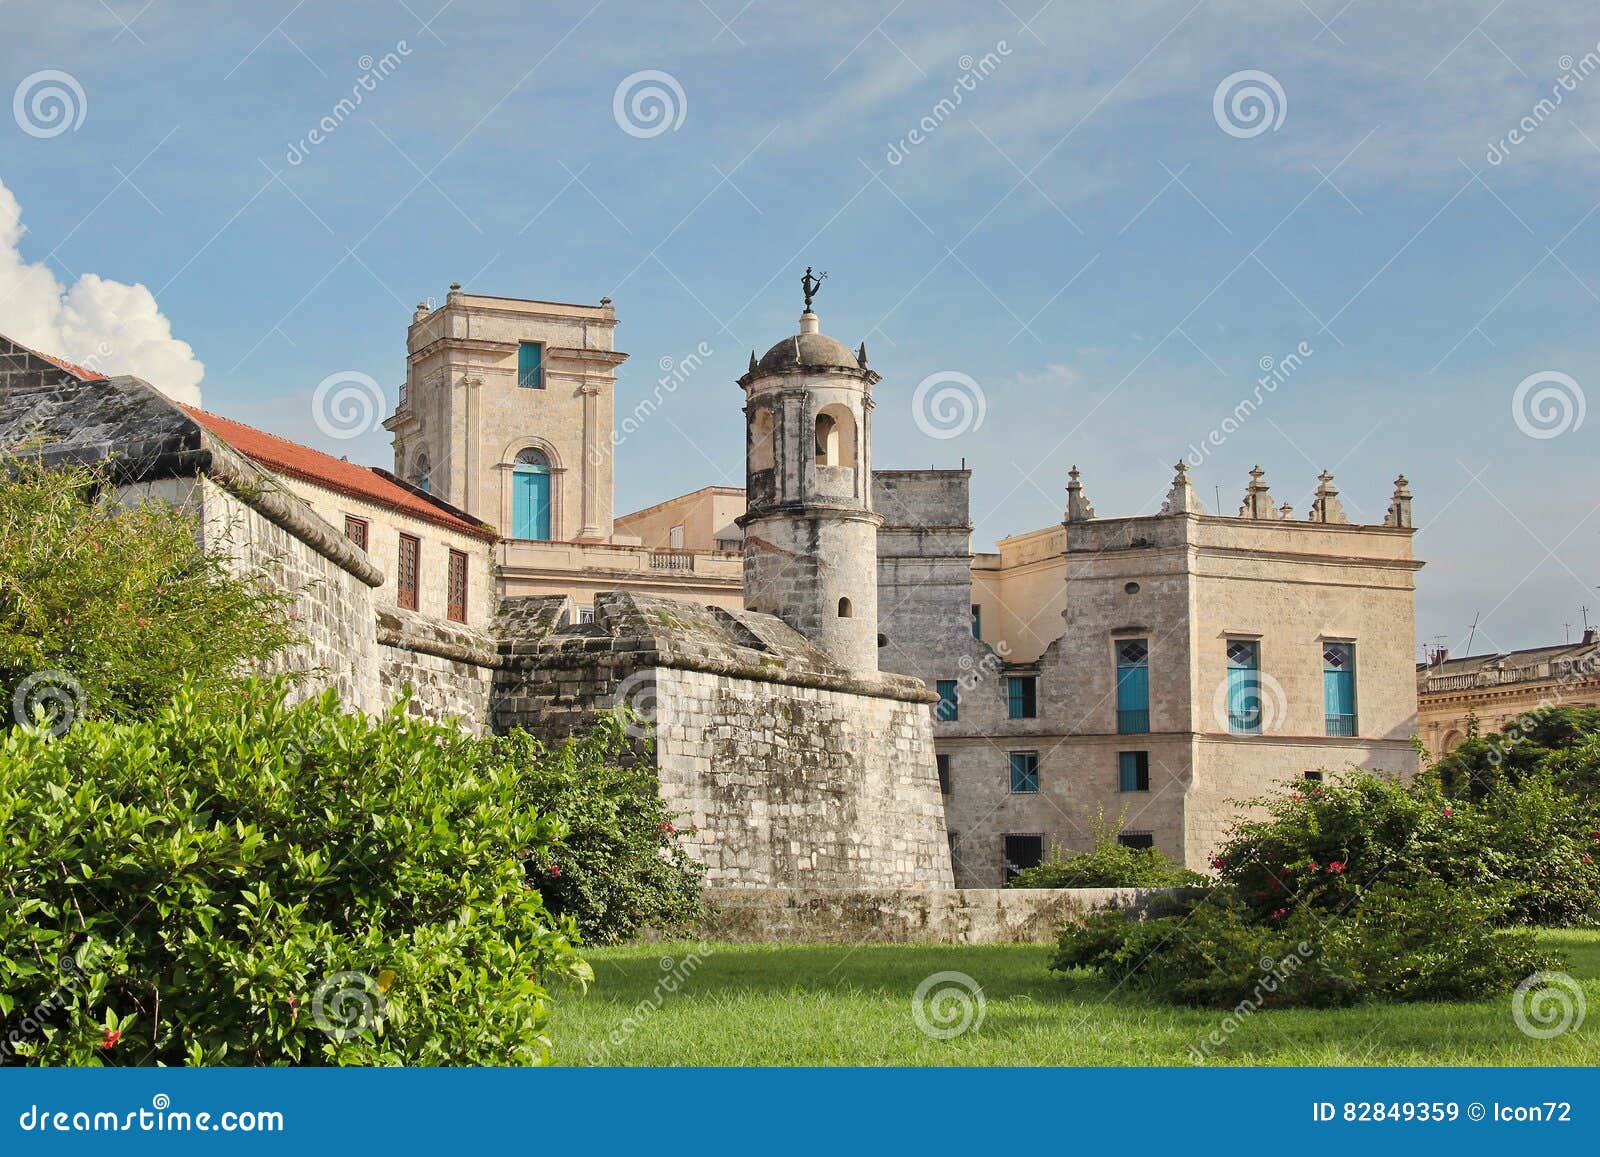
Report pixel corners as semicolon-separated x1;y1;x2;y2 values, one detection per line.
493;590;957;889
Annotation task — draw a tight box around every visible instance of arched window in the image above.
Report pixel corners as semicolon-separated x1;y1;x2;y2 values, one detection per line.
814;404;857;468
512;448;552;540
749;408;775;472
413;451;432;493
838;597;853;618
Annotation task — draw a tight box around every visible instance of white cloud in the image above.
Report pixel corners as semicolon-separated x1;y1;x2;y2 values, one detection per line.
0;177;203;405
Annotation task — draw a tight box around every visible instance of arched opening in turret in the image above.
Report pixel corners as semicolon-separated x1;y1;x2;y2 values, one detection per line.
838;597;853;618
749;408;774;472
815;405;857;467
413;450;432;493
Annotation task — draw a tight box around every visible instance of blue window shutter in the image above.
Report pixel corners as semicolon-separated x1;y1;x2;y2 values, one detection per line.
936;680;959;722
1226;640;1261;734
1010;752;1038;793
512;463;551;539
518;342;543;389
1323;643;1356;735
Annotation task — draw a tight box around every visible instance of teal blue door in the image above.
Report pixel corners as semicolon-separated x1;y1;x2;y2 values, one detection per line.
512;463;551;539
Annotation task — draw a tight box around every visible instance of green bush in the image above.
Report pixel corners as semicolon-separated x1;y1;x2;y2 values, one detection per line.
1051;881;1554;1008
0;460;297;726
0;681;589;1065
1214;770;1599;928
1008;810;1205;889
1434;706;1600;800
495;713;705;945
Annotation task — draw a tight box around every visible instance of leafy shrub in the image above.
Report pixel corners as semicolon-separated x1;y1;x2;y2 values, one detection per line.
0;681;588;1065
0;460;297;725
1051;881;1554;1008
1008;809;1205;888
1433;706;1600;800
1215;770;1599;928
496;712;704;944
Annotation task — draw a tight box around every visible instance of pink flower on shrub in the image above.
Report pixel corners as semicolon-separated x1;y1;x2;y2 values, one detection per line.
1306;860;1320;873
1590;832;1600;841
658;822;676;834
1583;855;1594;864
99;1028;121;1050
1327;861;1346;874
550;864;561;878
1442;808;1453;818
1268;908;1287;920
1210;857;1226;870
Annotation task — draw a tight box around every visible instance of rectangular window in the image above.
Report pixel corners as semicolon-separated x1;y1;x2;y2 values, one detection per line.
344;515;369;551
936;753;952;795
397;534;420;611
1009;751;1039;793
1007;675;1038;719
970;604;982;639
447;548;468;623
578;605;596;624
1115;639;1149;733
1002;834;1044;883
1304;770;1324;782
1226;639;1261;734
668;524;685;549
935;680;959;722
1118;750;1150;792
517;341;544;389
1323;642;1357;736
1118;831;1155;850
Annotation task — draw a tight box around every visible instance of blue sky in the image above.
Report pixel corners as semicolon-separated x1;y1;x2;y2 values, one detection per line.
3;0;1598;656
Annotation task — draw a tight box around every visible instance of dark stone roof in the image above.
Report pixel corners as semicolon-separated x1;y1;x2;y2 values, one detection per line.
755;331;862;375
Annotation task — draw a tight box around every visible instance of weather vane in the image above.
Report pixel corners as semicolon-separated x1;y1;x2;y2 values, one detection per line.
801;266;827;311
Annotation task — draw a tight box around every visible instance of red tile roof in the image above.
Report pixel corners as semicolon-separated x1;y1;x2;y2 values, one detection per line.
181;406;495;541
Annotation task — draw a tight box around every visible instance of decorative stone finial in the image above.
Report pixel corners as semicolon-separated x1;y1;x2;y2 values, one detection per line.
1238;465;1282;519
1066;465;1097;523
600;296;612;307
1384;474;1413;528
413;301;430;321
1306;469;1349;524
748;350;758;373
801;265;827;311
857;341;868;369
446;281;463;303
1160;460;1205;516
1279;501;1295;518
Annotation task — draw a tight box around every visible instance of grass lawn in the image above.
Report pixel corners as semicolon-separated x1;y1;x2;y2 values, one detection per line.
549;930;1600;1066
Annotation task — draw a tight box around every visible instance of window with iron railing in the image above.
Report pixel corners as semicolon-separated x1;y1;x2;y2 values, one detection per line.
1115;639;1149;733
1323;642;1357;736
1226;639;1261;734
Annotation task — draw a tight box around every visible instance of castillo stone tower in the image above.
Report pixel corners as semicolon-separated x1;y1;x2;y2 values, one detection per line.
736;271;881;672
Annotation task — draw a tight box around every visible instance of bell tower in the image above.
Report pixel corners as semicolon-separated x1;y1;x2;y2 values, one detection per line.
736;271;881;672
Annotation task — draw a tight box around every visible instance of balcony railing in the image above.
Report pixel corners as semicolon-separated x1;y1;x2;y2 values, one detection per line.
1325;714;1357;737
648;551;694;570
1116;708;1149;734
1228;710;1262;735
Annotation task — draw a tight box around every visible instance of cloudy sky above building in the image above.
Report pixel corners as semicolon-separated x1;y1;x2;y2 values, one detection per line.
3;0;1597;654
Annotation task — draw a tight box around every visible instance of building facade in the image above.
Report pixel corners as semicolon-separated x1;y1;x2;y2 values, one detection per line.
1417;635;1600;757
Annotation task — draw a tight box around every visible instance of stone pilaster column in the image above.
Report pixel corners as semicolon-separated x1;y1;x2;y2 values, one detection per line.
578;383;603;541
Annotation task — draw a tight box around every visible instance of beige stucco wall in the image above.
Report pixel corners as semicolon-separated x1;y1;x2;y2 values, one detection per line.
496;538;743;615
385;291;625;543
972;525;1067;663
614;486;746;551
